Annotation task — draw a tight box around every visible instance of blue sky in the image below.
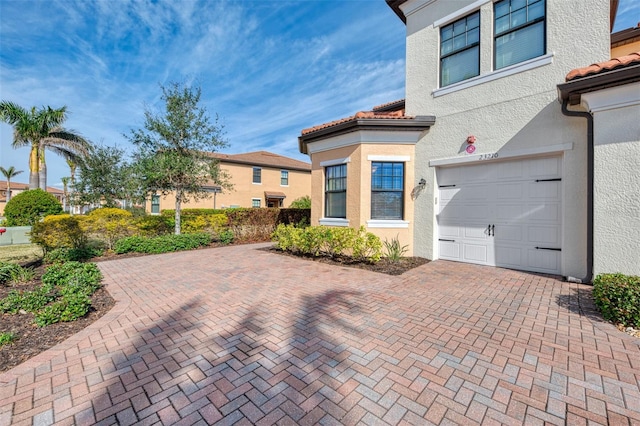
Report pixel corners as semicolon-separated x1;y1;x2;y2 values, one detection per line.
1;0;639;189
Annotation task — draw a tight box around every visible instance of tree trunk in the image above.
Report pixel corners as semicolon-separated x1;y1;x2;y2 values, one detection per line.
38;144;47;191
175;191;182;235
29;146;39;189
5;181;10;202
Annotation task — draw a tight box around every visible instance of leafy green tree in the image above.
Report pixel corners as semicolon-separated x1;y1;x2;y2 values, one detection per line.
0;166;23;202
3;189;62;226
0;101;91;190
74;144;145;208
289;195;311;209
128;82;230;234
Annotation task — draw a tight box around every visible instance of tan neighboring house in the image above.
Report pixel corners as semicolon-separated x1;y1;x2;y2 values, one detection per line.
147;151;311;213
299;0;639;279
0;181;64;216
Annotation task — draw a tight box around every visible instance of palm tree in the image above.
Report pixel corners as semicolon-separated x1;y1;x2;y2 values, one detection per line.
61;176;70;212
66;158;78;215
0;101;91;190
0;166;23;202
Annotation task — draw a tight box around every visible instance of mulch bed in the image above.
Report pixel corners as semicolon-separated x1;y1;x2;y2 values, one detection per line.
0;265;116;373
260;246;430;276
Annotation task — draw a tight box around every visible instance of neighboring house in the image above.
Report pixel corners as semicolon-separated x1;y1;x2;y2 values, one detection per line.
299;0;639;279
0;181;64;216
147;151;311;213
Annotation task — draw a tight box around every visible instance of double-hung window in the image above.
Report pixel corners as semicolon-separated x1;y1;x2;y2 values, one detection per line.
440;11;480;87
151;195;160;214
252;199;261;208
371;162;404;220
252;167;261;184
494;0;546;70
281;170;289;186
325;164;346;218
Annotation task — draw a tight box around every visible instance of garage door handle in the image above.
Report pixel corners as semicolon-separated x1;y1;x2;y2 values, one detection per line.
439;239;455;242
535;247;561;251
491;224;495;236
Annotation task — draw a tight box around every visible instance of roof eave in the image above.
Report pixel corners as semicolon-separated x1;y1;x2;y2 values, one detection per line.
299;115;436;155
557;63;640;104
386;0;407;24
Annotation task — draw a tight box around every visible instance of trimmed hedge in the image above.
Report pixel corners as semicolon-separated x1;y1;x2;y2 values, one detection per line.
3;189;63;226
272;224;382;262
593;273;640;328
114;233;212;254
31;214;87;252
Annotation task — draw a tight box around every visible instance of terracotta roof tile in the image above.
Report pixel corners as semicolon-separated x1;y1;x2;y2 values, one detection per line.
566;51;640;81
207;150;311;171
0;181;63;194
301;101;413;136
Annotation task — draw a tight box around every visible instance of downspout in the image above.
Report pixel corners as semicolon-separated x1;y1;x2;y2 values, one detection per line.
561;100;594;284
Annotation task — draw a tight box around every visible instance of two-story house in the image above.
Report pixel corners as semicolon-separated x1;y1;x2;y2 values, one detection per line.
299;0;639;280
147;150;311;213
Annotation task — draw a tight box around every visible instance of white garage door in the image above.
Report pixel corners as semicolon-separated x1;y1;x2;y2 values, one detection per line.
437;156;562;274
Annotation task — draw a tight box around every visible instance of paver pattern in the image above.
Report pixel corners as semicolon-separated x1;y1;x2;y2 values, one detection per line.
1;243;639;425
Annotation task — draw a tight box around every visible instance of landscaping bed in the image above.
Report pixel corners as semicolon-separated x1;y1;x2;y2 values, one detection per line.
0;265;115;373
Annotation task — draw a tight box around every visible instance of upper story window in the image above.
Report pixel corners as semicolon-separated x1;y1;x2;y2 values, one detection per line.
252;167;261;184
371;162;404;220
494;0;546;70
325;164;346;218
281;170;289;186
440;11;480;87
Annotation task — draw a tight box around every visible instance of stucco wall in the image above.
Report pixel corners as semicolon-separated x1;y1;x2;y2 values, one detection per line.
586;86;640;276
151;162;311;212
309;143;417;255
402;0;610;277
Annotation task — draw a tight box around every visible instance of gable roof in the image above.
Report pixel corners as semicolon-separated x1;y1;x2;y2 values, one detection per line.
208;151;311;172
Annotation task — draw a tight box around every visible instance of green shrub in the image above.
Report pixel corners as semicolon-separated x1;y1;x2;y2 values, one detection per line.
0;332;17;347
272;225;382;263
0;262;24;285
134;215;173;236
383;236;409;263
0;283;56;314
593;273;640;328
44;247;103;264
218;229;234;245
34;293;91;327
289;196;311;209
84;208;136;250
30;214;87;252
4;189;63;226
114;233;212;254
42;262;102;294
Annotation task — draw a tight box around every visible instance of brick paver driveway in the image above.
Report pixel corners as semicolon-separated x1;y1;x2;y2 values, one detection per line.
1;243;639;425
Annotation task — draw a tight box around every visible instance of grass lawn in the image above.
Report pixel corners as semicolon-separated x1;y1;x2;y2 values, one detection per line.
0;244;43;264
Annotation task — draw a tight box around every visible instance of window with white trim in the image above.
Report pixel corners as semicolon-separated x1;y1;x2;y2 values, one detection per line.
252;167;261;184
371;162;404;220
494;0;546;70
281;170;289;186
325;164;346;218
252;198;261;208
440;11;480;87
151;195;160;214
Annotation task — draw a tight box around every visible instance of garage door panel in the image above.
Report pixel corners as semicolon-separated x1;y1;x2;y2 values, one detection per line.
495;224;523;242
496;183;524;201
529;181;561;199
463;244;490;263
495;246;523;268
439;241;461;260
436;156;562;275
528;156;562;178
527;249;561;273
528;226;560;245
528;203;561;222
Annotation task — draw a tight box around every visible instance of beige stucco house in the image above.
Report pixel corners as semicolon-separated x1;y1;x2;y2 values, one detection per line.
0;181;64;216
147;151;311;213
299;0;639;280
